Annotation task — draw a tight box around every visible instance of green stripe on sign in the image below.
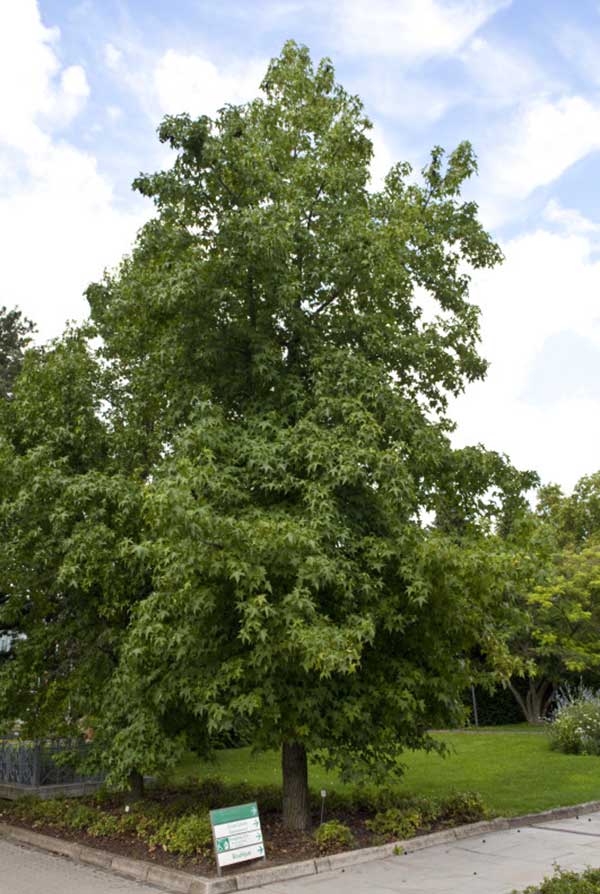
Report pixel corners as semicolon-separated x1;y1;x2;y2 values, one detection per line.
210;802;259;825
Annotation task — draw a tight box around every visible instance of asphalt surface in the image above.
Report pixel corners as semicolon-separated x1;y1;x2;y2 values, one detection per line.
4;812;600;893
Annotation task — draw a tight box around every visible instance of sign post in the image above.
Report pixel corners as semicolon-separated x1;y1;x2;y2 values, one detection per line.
210;802;266;876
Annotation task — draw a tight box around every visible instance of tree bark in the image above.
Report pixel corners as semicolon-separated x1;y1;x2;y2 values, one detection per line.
127;769;145;800
509;679;553;723
282;741;311;831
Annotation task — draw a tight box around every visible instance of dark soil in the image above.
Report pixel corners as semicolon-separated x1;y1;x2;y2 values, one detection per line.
0;787;476;879
0;807;374;878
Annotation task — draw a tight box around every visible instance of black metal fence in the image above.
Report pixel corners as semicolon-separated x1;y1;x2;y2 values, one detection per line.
0;738;103;787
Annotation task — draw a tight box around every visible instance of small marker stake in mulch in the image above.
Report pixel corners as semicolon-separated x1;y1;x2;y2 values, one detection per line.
320;790;327;826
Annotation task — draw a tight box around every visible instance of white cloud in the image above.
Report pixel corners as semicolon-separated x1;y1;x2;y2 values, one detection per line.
459;36;548;106
104;42;122;70
332;0;510;61
0;3;57;152
477;96;600;226
52;64;90;124
556;24;600;86
0;2;144;341
543;199;600;236
106;105;123;122
154;50;267;118
360;69;459;127
453;222;600;489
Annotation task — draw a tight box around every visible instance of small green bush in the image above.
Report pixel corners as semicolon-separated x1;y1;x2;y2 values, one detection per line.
150;813;213;857
438;791;489;824
87;813;122;837
549;695;600;755
514;866;600;892
26;799;70;829
314;819;354;853
64;804;98;831
366;807;422;841
118;807;163;842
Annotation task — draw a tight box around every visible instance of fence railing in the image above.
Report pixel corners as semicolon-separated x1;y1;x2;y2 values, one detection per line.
0;738;103;787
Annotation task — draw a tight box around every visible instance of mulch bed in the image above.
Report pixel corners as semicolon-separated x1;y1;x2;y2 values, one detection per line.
0;781;474;879
0;802;375;878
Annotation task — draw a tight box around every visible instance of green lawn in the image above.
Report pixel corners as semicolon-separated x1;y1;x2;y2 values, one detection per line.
171;728;600;817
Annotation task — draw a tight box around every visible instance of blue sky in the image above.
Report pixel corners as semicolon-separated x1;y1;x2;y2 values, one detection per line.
4;1;600;491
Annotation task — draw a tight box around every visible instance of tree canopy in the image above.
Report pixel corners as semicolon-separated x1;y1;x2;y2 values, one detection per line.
506;474;600;722
0;42;537;828
0;305;35;401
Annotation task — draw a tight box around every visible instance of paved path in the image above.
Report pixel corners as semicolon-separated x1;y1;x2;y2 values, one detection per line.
258;812;600;893
0;837;158;894
4;813;600;894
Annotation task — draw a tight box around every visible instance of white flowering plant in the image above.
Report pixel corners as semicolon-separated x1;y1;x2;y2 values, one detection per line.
548;685;600;755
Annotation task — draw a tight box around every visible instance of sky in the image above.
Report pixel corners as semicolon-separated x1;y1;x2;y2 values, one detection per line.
3;0;600;493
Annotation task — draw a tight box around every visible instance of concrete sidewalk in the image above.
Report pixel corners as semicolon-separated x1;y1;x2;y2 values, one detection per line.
0;837;160;894
252;812;600;894
3;813;600;894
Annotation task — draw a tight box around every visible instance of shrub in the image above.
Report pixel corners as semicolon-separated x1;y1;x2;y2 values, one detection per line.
150;813;213;858
549;690;600;755
514;866;600;892
314;819;354;853
366;807;422;841
87;813;122;837
26;799;70;829
438;791;489;824
64;804;99;831
119;806;164;842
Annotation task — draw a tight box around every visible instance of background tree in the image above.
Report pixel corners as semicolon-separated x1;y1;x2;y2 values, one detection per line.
506;475;600;721
85;42;534;830
0;305;35;666
0;332;151;793
0;305;35;400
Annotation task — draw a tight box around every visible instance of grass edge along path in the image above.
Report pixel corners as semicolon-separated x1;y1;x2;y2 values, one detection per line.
171;728;600;818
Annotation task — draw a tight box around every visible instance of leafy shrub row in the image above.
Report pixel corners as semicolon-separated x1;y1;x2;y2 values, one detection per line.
315;791;489;853
366;791;489;842
0;781;490;859
3;796;212;857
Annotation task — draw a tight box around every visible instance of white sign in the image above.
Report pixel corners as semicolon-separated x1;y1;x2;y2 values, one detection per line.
210;802;266;872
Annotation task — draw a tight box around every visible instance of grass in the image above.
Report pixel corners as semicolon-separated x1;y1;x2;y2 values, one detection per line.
171;726;600;817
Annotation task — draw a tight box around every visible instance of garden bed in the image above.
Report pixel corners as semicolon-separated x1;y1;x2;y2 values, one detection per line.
0;778;489;878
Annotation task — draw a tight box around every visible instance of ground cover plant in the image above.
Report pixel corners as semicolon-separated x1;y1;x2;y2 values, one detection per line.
0;776;489;874
514;867;600;893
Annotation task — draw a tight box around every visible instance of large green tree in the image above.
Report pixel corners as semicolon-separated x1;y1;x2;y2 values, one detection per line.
84;43;533;829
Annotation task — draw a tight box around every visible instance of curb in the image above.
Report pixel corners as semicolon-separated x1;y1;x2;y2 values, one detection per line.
3;800;600;893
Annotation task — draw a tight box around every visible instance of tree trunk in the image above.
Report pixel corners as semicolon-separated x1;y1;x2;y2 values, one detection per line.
282;741;311;831
127;769;145;800
509;679;553;723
